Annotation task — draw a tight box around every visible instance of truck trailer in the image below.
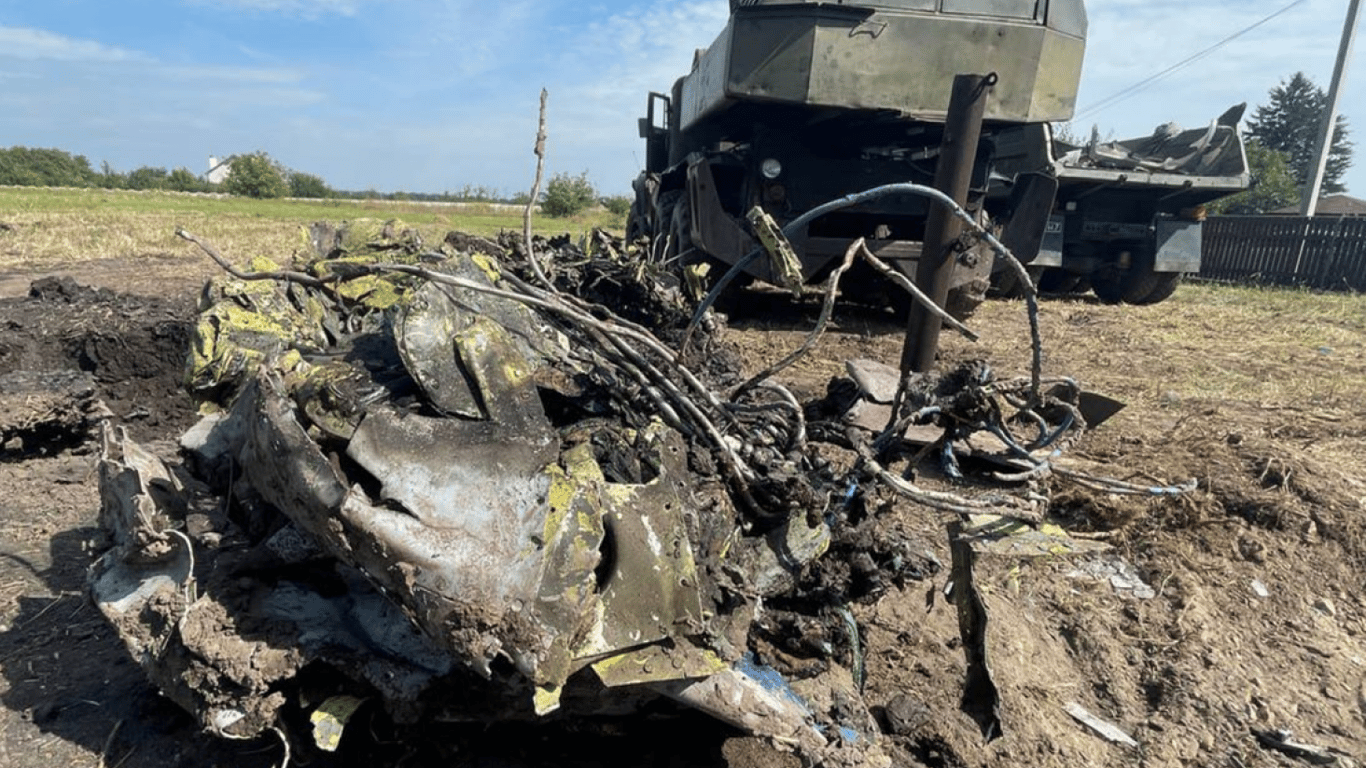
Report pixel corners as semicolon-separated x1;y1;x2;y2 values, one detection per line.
993;109;1250;304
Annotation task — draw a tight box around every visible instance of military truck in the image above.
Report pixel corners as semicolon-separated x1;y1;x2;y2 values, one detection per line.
627;0;1088;313
991;108;1250;304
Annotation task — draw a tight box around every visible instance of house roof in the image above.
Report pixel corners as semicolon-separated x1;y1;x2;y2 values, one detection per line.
1270;193;1366;216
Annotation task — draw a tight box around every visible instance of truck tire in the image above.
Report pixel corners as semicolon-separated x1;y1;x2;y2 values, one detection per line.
1131;272;1182;305
1115;247;1175;305
667;197;747;314
627;172;661;244
626;196;650;243
988;264;1043;299
1091;274;1126;304
646;191;683;266
1093;245;1167;305
1038;268;1081;294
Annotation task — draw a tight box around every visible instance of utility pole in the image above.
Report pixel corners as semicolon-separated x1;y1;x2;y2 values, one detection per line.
1300;0;1361;215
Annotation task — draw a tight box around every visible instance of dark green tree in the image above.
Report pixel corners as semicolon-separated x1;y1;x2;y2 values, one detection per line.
126;166;170;190
288;171;332;199
1208;140;1299;215
601;195;632;217
166;167;207;192
98;161;127;189
225;152;288;199
0;147;100;187
541;171;597;218
1245;72;1353;194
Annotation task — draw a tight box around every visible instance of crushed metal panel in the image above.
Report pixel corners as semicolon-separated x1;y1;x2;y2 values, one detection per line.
742;515;833;597
91;424;297;740
187;267;330;397
97;423;180;558
846;358;900;404
654;666;827;756
579;426;708;656
346;407;555;539
241;379;561;680
396;271;558;421
254;573;455;700
395;282;483;418
960;514;1110;557
594;494;705;650
652;657;891;768
948;520;1002;741
533;454;609;710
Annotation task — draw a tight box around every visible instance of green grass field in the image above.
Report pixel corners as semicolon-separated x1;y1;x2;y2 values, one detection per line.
0;187;623;272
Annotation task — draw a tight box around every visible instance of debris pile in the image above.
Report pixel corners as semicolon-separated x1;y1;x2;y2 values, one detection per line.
90;219;1192;766
1055;104;1247;177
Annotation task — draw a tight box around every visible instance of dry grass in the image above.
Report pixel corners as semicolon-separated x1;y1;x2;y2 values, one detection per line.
944;282;1366;414
932;281;1366;482
0;187;623;275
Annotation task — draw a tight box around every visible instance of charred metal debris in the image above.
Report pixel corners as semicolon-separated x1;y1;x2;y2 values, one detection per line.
92;218;1192;766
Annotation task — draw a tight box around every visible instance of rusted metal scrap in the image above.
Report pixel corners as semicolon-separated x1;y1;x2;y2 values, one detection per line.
90;219;1191;764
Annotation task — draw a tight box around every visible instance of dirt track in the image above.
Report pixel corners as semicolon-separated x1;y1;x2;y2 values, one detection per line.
0;252;1363;768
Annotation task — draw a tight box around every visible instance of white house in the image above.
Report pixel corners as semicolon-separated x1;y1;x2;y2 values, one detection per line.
206;156;231;185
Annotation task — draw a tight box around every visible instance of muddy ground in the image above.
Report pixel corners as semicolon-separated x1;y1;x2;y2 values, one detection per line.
0;250;1363;768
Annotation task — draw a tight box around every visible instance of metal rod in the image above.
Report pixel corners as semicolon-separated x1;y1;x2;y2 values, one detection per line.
901;73;993;374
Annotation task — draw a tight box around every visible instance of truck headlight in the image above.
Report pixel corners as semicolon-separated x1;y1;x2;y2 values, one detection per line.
760;158;783;179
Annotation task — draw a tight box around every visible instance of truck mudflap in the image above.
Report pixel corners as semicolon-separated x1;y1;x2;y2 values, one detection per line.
1153;219;1202;273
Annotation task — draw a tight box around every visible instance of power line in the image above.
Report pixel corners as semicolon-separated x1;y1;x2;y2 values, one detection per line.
1074;0;1310;122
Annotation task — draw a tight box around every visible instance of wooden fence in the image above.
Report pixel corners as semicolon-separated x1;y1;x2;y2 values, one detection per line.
1201;215;1366;291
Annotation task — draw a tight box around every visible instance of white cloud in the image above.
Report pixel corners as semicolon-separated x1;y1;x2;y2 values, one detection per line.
542;0;728;188
160;64;307;84
0;26;152;62
186;0;365;17
563;0;728;106
380;0;539;79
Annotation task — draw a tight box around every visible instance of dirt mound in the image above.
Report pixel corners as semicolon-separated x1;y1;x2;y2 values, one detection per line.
0;276;198;448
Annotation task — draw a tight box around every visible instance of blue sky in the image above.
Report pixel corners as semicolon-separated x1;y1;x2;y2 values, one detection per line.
0;0;1361;196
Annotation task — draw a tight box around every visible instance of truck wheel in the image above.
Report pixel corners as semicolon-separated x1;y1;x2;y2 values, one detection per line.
1091;275;1125;304
1115;247;1173;305
1093;245;1164;305
626;172;660;244
626;196;650;243
1132;273;1182;305
988;264;1042;299
1038;268;1080;294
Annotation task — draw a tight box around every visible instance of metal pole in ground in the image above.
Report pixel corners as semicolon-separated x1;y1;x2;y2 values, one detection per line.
1299;0;1360;217
901;73;994;374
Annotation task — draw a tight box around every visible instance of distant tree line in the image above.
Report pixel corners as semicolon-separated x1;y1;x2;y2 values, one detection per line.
0;146;632;215
0;147;498;202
